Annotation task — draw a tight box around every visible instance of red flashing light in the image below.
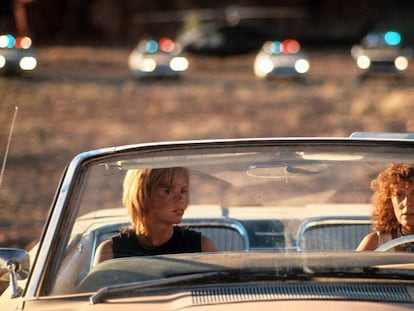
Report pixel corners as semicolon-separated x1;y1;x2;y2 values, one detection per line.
159;37;174;53
15;36;32;49
281;39;300;54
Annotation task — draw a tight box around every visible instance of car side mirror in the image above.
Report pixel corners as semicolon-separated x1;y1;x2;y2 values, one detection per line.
0;248;30;298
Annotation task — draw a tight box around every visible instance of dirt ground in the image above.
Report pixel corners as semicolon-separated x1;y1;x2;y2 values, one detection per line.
1;45;414;249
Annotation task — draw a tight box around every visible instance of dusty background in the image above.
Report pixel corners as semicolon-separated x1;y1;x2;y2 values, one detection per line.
1;45;414;249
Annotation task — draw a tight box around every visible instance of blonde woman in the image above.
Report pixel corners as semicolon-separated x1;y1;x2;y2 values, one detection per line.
95;167;216;263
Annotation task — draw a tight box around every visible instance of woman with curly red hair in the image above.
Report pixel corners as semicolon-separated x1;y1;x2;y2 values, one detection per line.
357;163;414;251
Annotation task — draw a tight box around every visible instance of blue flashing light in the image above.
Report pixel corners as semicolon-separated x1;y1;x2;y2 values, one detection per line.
146;40;158;53
384;31;401;46
6;34;15;48
270;41;281;54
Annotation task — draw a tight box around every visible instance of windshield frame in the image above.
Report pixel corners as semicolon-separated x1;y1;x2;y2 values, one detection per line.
24;137;414;298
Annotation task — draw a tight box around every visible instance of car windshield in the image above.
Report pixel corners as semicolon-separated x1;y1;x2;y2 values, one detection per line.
35;140;414;296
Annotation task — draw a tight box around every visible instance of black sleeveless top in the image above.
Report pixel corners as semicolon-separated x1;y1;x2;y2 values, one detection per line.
111;226;202;257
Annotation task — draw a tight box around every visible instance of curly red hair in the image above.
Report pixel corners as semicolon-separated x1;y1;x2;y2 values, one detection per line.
372;163;414;233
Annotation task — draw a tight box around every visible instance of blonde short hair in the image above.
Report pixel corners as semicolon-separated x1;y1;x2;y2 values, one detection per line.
123;167;190;234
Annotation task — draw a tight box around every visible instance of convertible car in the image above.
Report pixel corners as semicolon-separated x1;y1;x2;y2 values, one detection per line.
2;133;414;310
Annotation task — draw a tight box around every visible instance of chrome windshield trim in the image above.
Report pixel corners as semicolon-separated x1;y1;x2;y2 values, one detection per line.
25;148;115;298
22;137;414;298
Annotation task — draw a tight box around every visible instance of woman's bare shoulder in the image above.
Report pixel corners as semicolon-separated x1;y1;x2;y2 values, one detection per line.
93;239;113;267
356;231;378;251
201;235;217;252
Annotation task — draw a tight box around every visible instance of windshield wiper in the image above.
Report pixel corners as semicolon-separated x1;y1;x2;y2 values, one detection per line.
90;271;221;304
363;266;414;280
89;267;313;304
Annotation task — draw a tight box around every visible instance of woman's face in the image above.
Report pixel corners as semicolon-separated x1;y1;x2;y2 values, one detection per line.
391;180;414;233
147;173;189;226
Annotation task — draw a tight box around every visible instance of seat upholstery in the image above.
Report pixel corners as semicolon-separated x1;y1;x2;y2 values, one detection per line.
296;216;372;251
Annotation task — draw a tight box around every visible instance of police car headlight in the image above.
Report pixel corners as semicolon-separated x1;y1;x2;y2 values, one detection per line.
254;59;274;77
356;55;371;69
395;56;408;71
170;57;189;71
139;58;157;72
0;55;5;68
19;56;37;71
295;59;310;73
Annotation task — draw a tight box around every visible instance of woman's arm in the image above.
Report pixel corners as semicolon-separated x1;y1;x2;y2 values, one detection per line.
356;232;378;251
201;235;217;252
93;239;114;267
